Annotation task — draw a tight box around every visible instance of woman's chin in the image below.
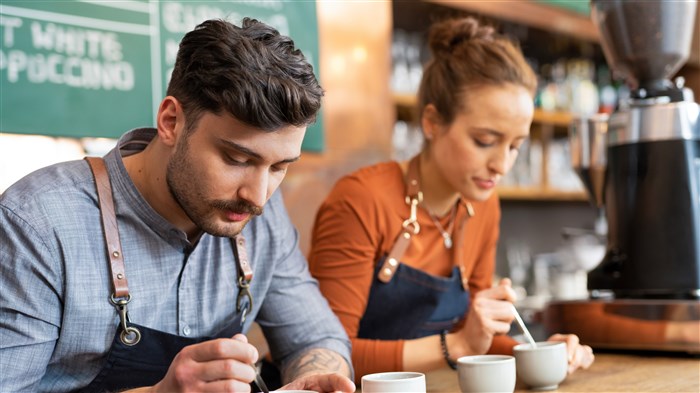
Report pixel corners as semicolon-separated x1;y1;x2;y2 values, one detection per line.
464;188;495;202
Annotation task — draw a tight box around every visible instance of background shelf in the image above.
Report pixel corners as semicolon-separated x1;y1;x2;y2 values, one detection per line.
498;187;588;202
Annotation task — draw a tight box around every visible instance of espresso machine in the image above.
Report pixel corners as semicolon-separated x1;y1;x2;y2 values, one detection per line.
544;0;700;353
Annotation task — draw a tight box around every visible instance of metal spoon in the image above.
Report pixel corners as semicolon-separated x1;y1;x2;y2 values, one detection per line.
511;304;537;348
252;363;270;393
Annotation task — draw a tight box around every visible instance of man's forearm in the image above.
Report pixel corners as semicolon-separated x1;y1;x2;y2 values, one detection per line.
281;348;352;383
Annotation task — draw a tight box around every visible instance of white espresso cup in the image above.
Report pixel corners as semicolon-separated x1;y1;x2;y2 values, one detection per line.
513;341;568;391
457;355;516;393
361;371;426;392
271;391;316;393
272;391;316;393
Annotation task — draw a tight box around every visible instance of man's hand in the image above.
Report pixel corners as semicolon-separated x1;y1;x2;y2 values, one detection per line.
280;373;355;393
150;333;259;393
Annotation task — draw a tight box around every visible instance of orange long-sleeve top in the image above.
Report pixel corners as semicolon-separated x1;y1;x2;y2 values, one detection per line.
308;161;517;380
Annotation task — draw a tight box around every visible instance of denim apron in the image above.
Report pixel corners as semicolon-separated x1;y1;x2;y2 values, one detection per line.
357;156;475;340
358;264;469;339
78;158;255;392
77;319;245;392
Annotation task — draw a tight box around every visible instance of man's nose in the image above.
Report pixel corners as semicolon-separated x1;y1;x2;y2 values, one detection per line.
238;168;268;209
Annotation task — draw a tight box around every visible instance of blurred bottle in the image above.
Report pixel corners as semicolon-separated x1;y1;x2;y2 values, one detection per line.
567;59;599;116
392;121;423;161
538;63;558;112
616;83;631;110
406;32;423;93
391;30;411;94
553;60;569;112
597;65;617;114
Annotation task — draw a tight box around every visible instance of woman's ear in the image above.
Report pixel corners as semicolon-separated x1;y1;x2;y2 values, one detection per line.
421;104;443;141
156;96;183;147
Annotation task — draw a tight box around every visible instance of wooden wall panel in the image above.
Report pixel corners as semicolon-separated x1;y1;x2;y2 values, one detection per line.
281;1;394;255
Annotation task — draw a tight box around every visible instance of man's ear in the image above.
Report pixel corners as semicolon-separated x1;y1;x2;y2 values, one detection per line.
156;96;183;147
421;104;443;141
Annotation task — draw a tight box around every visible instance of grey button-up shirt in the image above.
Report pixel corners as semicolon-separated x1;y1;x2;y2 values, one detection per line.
0;128;351;392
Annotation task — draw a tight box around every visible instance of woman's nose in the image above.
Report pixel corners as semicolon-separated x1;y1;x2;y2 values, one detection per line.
488;148;510;176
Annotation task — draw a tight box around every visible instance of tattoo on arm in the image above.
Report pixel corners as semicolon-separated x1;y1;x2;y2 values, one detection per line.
281;348;351;383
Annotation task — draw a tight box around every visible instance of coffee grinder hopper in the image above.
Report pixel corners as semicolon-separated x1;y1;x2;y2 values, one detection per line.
591;0;697;98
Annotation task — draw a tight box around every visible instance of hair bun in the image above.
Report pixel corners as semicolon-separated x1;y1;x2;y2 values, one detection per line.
428;17;496;57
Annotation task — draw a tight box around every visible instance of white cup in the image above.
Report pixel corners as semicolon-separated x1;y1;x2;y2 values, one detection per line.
513;341;568;391
457;355;516;393
361;371;426;392
272;391;316;393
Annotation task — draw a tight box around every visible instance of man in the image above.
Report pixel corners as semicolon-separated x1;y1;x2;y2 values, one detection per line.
0;18;354;393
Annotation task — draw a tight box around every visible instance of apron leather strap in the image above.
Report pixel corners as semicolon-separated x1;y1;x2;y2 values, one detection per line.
378;156;422;283
85;156;130;299
405;156;421;201
233;235;253;281
378;229;412;282
378;155;475;289
454;201;474;289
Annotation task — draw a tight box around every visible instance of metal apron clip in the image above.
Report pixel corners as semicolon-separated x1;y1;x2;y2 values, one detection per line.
236;276;253;324
110;294;142;345
402;191;423;235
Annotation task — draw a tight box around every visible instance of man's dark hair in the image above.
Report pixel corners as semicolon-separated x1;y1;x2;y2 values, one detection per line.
167;18;324;132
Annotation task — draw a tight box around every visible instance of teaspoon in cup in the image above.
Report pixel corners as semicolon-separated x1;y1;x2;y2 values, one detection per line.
512;304;537;348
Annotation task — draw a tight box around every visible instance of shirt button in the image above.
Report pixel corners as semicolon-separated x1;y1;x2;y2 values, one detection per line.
182;326;191;336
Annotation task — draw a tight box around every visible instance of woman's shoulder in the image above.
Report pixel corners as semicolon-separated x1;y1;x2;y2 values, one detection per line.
331;160;404;195
347;160;402;183
318;161;406;219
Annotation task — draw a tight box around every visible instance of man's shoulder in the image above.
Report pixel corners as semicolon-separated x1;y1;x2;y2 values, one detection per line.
1;159;94;213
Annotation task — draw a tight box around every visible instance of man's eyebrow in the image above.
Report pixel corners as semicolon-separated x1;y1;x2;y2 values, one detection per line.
221;139;262;160
220;139;301;164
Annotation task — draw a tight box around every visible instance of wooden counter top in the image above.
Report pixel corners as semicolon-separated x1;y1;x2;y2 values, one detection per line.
425;352;699;392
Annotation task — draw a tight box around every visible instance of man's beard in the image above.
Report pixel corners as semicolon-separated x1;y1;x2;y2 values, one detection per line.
165;136;263;238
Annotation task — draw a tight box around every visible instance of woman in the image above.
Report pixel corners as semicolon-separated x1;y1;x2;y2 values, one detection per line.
308;17;595;380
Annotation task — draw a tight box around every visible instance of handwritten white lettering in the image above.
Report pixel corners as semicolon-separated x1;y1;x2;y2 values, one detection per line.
0;16;23;47
0;49;134;90
162;3;228;33
30;22;122;61
165;38;179;66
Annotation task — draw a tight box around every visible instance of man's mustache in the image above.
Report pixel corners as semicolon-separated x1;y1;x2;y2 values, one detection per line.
211;199;263;216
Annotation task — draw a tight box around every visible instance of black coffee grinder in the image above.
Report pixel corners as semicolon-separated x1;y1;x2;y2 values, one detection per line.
545;0;700;352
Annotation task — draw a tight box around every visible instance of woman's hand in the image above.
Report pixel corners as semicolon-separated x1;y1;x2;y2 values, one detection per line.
451;278;518;356
547;333;595;374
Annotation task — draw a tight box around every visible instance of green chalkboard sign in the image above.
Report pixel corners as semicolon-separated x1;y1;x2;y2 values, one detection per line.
0;0;323;151
536;0;590;15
